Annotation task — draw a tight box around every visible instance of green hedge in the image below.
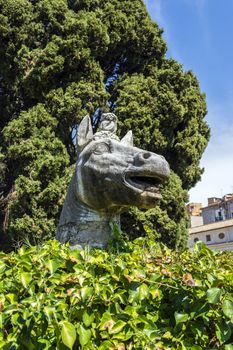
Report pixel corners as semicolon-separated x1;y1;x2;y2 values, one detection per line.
0;239;232;349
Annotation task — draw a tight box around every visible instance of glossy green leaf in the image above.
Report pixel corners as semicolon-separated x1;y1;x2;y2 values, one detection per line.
6;293;18;303
20;272;32;288
99;312;115;331
45;259;60;274
109;320;126;334
206;288;221;304
98;340;115;350
18;247;26;256
174;312;189;325
139;283;148;300
37;339;51;349
44;306;56;321
82;311;95;327
216;321;232;344
11;313;20;325
225;345;233;350
143;325;158;339
78;325;92;347
61;321;77;349
80;286;93;301
222;299;233;318
149;287;161;299
0;261;6;273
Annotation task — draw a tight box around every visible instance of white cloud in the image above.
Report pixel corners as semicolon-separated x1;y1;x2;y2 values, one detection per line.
189;101;233;206
145;0;165;28
152;0;163;23
183;0;206;11
145;0;233;207
144;0;179;58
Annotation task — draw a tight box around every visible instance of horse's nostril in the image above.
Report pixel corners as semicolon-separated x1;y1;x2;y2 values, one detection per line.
143;152;151;160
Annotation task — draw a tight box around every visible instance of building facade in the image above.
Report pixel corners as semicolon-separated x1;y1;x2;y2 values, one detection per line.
187;195;233;251
188;218;233;251
187;202;202;216
187;202;203;228
202;194;233;225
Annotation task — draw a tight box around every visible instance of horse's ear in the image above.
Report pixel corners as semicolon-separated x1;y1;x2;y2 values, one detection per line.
77;115;93;151
120;130;133;146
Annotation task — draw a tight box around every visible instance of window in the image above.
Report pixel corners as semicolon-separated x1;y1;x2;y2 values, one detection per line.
194;238;199;243
219;232;225;239
206;234;211;242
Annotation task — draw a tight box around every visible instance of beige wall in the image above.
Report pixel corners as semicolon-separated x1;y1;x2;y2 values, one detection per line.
190;215;203;228
188;225;233;251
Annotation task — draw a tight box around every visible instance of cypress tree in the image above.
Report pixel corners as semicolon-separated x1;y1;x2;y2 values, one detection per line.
0;0;209;249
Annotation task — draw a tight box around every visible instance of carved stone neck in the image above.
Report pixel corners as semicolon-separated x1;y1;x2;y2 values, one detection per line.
57;174;120;249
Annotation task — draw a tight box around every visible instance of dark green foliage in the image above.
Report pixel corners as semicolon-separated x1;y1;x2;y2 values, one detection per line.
0;239;232;348
0;150;6;190
0;149;8;250
3;104;70;243
0;0;209;248
114;61;209;189
121;172;189;250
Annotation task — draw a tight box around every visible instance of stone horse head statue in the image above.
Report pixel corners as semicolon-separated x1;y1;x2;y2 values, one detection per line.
57;113;170;248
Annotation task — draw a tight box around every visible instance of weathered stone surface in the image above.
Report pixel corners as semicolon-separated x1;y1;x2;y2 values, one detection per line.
57;113;170;248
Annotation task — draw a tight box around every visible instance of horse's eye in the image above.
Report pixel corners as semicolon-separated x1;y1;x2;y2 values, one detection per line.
93;143;110;155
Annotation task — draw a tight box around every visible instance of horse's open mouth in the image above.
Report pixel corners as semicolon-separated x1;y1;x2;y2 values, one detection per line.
125;173;164;194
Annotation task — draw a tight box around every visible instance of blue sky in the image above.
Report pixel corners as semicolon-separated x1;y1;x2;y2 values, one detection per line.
145;0;233;206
